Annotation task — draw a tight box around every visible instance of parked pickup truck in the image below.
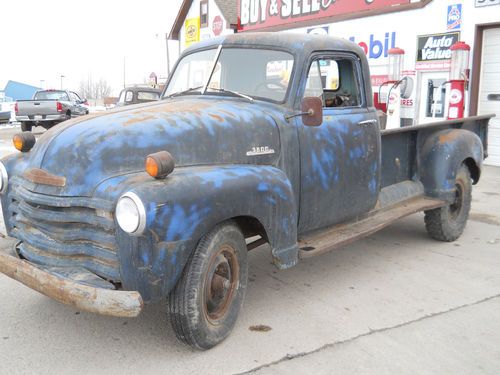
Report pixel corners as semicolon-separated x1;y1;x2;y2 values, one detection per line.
15;90;89;131
0;33;494;350
116;86;161;107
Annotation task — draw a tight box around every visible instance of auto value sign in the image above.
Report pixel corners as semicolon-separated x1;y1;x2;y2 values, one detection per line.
416;31;460;70
238;0;411;32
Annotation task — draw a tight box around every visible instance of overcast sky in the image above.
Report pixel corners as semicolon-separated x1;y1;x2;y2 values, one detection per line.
0;0;183;96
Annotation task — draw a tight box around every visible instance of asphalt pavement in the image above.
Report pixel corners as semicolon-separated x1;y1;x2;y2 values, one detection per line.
0;124;499;374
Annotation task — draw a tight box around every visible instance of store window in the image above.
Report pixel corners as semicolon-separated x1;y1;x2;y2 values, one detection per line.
200;0;208;28
304;57;361;108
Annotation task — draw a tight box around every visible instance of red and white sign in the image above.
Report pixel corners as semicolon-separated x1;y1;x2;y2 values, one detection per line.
238;0;411;32
212;15;224;36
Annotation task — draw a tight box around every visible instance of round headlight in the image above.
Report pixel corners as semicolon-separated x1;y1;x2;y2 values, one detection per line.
115;192;146;235
0;162;8;194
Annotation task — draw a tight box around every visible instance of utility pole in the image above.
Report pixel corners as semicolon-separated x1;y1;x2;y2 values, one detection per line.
60;75;65;90
165;33;171;77
123;57;126;89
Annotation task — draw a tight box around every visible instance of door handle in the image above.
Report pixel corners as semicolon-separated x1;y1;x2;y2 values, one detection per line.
487;94;500;101
358;120;377;127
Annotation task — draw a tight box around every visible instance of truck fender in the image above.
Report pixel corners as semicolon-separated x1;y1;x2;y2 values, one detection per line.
417;128;483;202
117;165;299;302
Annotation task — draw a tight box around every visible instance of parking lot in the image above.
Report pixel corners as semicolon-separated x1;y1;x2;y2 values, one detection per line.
0;125;499;374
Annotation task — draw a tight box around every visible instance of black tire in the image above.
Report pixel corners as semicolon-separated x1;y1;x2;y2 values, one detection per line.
168;221;248;350
66;111;71;121
21;122;32;132
424;164;472;242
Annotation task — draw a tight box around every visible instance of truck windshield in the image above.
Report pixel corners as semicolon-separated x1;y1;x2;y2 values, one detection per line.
34;91;69;101
164;47;294;103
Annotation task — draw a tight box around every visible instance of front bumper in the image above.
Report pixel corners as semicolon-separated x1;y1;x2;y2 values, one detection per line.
0;244;143;318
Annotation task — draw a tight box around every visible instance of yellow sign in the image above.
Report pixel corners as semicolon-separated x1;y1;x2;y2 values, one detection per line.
185;17;200;47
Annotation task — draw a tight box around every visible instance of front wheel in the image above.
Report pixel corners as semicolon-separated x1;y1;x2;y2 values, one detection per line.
168;221;248;350
21;122;32;132
424;164;472;242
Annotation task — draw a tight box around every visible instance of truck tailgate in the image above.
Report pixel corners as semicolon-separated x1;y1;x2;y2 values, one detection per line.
17;100;59;116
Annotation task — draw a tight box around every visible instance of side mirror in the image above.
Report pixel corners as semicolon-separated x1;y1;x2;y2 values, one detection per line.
301;97;323;127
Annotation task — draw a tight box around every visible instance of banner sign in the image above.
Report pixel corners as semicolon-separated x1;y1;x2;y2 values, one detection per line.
238;0;411;32
475;0;500;7
447;4;462;30
416;31;460;70
185;17;200;47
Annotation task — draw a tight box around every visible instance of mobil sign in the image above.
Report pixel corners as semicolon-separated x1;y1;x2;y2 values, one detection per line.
349;32;397;60
238;0;412;31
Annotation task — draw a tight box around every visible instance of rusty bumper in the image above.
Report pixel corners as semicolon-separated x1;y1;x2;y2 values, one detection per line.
0;246;143;318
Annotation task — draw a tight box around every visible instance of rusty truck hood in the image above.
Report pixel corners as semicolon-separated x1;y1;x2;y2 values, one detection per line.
20;97;281;197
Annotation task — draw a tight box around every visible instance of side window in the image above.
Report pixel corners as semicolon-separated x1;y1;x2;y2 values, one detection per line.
304;57;361;108
70;92;81;102
118;90;126;103
137;91;159;100
200;0;208;28
125;91;133;102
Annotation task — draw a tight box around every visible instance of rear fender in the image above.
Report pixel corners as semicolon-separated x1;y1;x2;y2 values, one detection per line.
117;165;299;302
417;129;483;202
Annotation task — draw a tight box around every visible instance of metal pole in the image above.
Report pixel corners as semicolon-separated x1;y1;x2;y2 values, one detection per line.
165;34;171;77
123;57;126;89
60;75;65;89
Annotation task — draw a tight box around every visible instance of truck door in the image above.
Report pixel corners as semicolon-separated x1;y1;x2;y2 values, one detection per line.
297;54;381;233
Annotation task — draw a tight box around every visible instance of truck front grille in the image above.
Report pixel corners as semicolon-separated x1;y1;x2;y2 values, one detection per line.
8;185;120;282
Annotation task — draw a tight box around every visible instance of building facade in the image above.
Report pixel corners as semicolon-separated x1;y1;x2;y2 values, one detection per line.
170;0;500;166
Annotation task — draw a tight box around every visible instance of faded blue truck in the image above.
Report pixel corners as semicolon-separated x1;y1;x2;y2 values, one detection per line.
0;33;493;349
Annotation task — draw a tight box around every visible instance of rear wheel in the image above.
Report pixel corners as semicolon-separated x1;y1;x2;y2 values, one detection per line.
168;221;248;350
424;164;472;241
21;122;32;132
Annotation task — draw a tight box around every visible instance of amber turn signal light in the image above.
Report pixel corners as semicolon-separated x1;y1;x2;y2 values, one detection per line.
145;151;175;179
13;132;36;152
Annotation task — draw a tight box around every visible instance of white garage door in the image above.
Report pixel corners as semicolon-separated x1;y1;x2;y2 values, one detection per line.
478;28;500;166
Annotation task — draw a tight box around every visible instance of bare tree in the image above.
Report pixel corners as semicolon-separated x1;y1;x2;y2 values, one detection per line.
78;76;112;104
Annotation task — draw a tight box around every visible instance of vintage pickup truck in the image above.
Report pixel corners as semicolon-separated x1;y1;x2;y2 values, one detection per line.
0;33;493;350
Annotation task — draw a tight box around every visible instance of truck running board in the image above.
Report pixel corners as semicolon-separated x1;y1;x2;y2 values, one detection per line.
298;197;446;259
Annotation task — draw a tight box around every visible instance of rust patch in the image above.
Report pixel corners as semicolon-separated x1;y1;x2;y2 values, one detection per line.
209;113;224;122
24;168;66;187
218;109;237;118
122;114;157;126
249;325;272;332
438;131;461;145
130;100;211;115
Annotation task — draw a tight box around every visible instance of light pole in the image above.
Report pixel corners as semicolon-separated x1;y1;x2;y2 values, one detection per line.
60;75;65;90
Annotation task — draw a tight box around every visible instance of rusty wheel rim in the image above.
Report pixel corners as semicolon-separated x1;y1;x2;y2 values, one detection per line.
449;180;464;220
203;244;239;324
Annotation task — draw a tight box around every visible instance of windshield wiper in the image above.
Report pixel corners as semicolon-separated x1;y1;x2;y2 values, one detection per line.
209;87;254;102
165;85;204;99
